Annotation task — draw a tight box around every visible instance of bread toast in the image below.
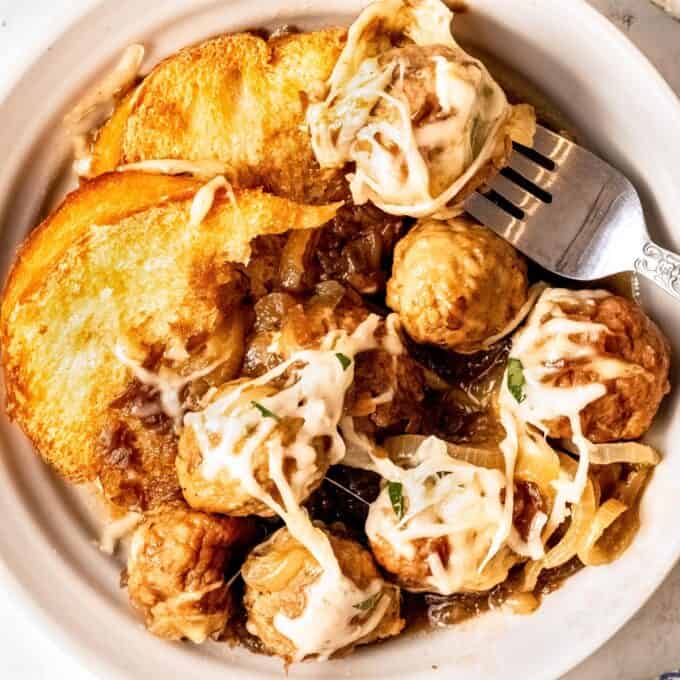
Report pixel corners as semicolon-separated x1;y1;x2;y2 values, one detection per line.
89;30;348;202
1;171;339;506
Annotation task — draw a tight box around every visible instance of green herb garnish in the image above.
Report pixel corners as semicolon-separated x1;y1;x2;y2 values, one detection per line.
507;358;527;403
353;591;383;611
251;401;280;421
388;481;405;520
336;352;352;371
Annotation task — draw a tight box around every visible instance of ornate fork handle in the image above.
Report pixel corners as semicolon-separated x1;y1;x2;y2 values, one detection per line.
634;241;680;301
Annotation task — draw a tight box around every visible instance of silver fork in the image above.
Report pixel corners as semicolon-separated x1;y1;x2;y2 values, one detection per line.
464;124;680;301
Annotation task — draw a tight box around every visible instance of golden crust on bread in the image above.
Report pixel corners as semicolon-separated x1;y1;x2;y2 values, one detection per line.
1;171;340;487
90;29;347;202
89;89;135;177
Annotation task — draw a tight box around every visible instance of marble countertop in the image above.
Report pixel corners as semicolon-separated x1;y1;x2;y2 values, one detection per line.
0;1;678;678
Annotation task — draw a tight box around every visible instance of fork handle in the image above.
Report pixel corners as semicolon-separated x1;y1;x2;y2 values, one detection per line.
634;240;680;300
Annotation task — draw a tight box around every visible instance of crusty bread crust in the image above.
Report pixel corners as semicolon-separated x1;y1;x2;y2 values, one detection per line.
90;29;348;202
1;171;339;485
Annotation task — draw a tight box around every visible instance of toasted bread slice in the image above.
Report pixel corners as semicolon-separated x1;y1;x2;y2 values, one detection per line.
1;171;339;495
89;29;347;202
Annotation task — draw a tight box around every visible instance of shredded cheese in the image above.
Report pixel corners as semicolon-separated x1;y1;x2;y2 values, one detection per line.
364;436;508;594
183;315;396;661
188;176;237;228
99;511;142;555
117;159;234;180
492;288;643;560
113;343;227;425
306;0;511;217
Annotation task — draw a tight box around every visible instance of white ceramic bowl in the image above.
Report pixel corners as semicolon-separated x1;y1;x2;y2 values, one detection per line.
1;1;679;678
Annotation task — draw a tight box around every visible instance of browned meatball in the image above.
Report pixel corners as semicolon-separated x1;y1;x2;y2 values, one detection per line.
538;292;671;442
369;479;543;594
366;457;521;595
387;217;528;353
97;407;181;511
126;504;253;642
244;282;426;434
242;527;404;661
176;378;333;517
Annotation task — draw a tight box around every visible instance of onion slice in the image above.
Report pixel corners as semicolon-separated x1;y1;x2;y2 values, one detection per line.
577;499;628;566
558;440;661;466
590;442;661;466
383;434;505;470
581;466;651;566
521;461;597;591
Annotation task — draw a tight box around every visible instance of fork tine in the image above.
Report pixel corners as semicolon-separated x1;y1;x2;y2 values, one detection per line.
532;125;571;161
464;192;525;243
508;151;553;189
486;173;543;215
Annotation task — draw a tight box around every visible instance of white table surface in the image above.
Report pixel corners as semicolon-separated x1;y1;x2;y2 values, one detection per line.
0;1;679;678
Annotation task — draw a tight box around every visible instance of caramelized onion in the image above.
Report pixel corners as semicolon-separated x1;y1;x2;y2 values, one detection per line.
502;591;539;615
521;459;597;591
383;434;504;470
542;477;596;570
577;499;628;566
515;426;561;502
558;440;661;466
279;228;321;292
590;442;661;466
580;466;651;566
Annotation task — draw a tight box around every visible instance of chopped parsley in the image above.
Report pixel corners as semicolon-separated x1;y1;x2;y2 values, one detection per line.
353;591;383;611
251;401;280;421
388;481;405;520
507;358;527;404
335;352;352;371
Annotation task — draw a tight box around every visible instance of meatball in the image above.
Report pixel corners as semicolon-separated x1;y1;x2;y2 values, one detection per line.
365;444;518;595
242;527;404;661
387;217;528;353
307;0;536;217
177;381;332;517
244;283;426;434
97;405;181;511
126;504;253;642
512;288;671;442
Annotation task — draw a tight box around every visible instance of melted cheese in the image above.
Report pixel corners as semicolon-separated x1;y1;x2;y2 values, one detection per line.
184;315;395;661
113;343;226;424
99;511;142;555
306;0;510;217
384;313;406;355
365;436;507;594
65;44;145;178
188;176;237;228
117;159;233;180
476;282;548;353
494;288;642;555
651;0;680;18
